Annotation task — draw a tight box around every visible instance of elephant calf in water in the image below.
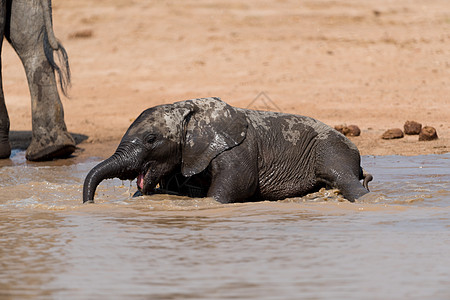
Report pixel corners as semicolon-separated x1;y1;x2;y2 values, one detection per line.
83;97;372;203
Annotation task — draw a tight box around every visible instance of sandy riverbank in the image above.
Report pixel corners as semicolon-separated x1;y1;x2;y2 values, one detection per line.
3;0;448;161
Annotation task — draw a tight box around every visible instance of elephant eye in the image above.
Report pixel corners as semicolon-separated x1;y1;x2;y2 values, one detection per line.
144;134;157;144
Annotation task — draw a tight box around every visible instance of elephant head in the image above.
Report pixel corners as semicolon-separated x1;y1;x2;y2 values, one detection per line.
83;97;248;203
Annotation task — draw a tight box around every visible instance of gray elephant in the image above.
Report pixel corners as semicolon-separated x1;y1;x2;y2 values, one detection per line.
0;0;75;161
83;97;372;204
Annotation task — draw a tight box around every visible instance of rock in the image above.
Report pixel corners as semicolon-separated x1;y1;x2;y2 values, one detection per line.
419;126;438;141
404;120;422;135
382;128;404;140
346;125;361;136
334;125;346;134
334;124;361;137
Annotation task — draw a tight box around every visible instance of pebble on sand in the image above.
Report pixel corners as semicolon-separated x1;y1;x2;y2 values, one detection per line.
334;124;361;137
404;120;422;135
382;128;404;140
418;126;438;141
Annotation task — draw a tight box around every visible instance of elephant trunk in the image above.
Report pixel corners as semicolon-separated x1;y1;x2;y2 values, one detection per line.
83;156;118;203
83;147;141;203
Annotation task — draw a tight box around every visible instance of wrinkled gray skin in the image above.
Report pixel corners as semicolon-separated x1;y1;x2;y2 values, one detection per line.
84;97;372;204
0;0;74;161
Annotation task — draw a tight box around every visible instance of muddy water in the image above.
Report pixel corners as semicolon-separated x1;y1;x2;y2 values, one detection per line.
1;152;449;299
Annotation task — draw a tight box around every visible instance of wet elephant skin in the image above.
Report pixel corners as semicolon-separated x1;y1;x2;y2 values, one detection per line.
83;97;372;204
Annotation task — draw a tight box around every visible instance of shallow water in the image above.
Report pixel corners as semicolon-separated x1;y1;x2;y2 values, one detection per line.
0;152;449;299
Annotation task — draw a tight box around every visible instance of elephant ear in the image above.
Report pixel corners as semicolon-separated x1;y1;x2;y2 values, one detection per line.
180;97;248;177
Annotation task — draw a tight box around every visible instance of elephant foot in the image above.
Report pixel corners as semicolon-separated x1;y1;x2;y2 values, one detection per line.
26;131;76;161
0;140;12;159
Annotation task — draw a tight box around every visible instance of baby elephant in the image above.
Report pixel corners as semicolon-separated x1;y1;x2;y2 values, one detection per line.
83;97;372;203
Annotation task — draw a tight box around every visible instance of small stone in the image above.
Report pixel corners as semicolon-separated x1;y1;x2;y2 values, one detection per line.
346;125;361;136
334;124;361;137
404;120;422;135
382;128;404;140
419;126;438;141
334;125;346;134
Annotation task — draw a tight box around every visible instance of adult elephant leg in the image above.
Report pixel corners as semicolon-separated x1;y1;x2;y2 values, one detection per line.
0;1;10;159
8;0;74;161
0;62;11;159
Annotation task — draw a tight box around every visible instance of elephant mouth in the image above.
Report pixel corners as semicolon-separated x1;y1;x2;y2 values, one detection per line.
136;169;157;194
137;173;145;190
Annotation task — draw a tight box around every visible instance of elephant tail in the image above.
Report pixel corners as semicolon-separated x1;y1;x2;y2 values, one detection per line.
40;0;71;97
360;167;373;192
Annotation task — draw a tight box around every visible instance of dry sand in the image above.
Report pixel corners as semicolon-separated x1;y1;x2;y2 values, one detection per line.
2;0;449;161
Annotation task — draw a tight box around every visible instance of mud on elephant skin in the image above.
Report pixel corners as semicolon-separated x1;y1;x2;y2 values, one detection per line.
0;0;75;161
83;97;372;204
